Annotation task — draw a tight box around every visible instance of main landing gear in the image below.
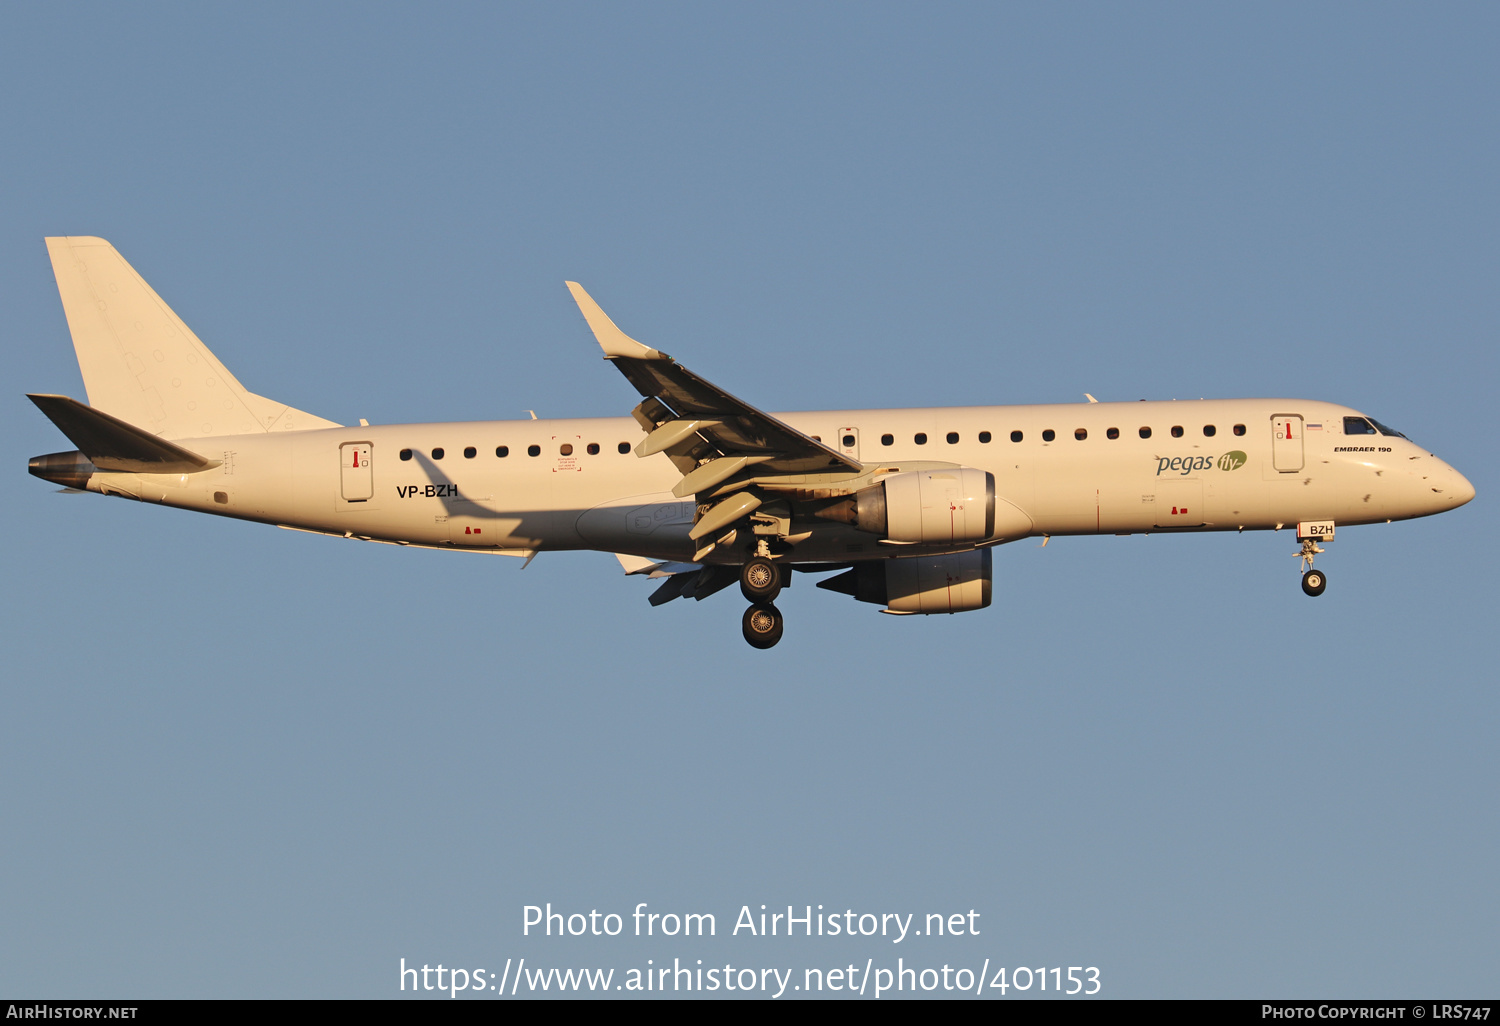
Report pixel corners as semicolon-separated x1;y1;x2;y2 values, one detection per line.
740;556;782;603
739;556;785;648
742;603;784;649
1298;537;1327;597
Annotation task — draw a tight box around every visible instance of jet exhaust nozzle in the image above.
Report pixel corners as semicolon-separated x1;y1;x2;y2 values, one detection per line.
29;450;96;490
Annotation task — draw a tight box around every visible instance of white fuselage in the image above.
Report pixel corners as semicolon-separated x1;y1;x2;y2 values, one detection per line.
77;397;1474;563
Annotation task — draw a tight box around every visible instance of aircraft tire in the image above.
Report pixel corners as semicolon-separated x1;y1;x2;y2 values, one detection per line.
1301;569;1327;597
740;557;782;603
742;603;784;649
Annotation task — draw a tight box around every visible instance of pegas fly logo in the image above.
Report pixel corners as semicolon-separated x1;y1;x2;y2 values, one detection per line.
1216;450;1248;471
1156;450;1248;476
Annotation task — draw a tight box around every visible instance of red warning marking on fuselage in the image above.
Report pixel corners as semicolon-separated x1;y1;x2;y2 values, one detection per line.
465;526;481;535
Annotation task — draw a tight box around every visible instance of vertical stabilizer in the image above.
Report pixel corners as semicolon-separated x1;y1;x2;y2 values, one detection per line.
45;237;339;438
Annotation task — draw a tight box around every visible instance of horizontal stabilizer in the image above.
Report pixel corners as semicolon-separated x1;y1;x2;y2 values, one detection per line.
28;394;219;473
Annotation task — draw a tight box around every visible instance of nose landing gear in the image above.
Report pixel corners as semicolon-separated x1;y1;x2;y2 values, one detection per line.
1298;536;1327;597
1301;567;1327;596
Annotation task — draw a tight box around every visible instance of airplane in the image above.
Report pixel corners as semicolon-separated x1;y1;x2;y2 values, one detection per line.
28;237;1475;648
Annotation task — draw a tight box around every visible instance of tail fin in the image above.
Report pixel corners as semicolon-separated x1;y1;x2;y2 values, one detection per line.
44;237;339;438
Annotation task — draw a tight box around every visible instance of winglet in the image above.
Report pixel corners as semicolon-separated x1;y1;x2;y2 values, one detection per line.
565;282;668;360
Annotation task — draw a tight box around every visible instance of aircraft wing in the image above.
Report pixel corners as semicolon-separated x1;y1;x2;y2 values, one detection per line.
566;283;861;489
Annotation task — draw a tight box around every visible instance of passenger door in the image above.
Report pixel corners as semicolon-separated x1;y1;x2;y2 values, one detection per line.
340;442;373;501
1272;415;1304;473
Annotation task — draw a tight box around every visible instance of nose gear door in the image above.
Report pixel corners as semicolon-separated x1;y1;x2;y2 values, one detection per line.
1272;415;1303;473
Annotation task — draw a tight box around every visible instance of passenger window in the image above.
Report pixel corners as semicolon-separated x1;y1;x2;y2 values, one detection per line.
914;433;928;445
842;434;856;447
1343;416;1379;435
881;433;894;446
1139;427;1152;439
1075;428;1087;440
431;447;445;460
496;446;509;458
978;431;991;444
946;432;959;444
618;442;630;454
1010;430;1023;442
560;443;573;456
1042;429;1055;442
464;446;477;458
1233;424;1246;436
587;443;600;455
399;448;412;461
811;435;821;442
1203;425;1216;437
1170;426;1183;438
528;445;541;457
1106;427;1119;439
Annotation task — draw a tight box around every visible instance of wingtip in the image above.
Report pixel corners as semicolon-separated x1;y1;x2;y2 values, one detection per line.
564;281;665;360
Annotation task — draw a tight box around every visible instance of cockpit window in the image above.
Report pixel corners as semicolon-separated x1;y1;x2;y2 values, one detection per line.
1370;418;1406;438
1343;417;1378;435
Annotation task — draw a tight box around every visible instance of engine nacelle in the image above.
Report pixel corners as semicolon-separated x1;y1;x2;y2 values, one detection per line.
817;548;992;614
849;468;995;544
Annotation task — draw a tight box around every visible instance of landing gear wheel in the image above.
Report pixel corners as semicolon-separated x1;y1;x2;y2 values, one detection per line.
1301;569;1327;597
742;603;784;649
740;557;782;603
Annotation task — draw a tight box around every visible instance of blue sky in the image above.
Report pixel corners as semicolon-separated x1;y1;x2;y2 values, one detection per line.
2;3;1496;999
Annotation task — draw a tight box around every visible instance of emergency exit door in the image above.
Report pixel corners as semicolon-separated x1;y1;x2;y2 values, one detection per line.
838;426;860;462
1272;416;1303;473
340;442;373;500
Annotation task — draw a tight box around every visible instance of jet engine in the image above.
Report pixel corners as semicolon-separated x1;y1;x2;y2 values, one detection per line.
817;548;992;614
818;468;996;544
28;450;95;490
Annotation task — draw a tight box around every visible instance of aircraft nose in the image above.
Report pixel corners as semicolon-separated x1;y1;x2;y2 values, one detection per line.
1449;466;1476;508
1425;455;1476;511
